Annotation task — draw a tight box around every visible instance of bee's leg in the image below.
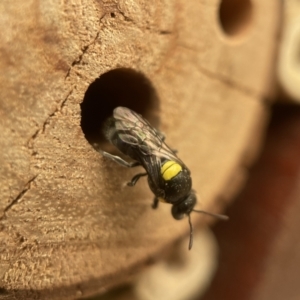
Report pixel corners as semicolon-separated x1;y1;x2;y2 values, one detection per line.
127;172;147;186
152;197;159;209
100;150;140;168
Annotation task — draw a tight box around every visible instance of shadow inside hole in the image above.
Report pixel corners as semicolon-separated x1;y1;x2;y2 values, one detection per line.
218;0;253;37
80;68;160;151
83;284;135;300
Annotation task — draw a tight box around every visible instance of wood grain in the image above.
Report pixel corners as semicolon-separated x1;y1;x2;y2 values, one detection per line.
0;0;280;299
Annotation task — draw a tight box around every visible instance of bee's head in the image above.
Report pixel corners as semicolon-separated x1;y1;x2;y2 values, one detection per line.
171;191;197;220
171;191;229;250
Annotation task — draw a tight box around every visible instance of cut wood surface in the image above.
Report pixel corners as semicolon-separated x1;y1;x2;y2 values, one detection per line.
0;1;280;299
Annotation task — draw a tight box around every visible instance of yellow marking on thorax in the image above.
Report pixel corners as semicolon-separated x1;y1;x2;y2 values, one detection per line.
161;160;182;181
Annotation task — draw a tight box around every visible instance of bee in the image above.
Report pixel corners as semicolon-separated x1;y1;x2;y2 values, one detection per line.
99;106;228;249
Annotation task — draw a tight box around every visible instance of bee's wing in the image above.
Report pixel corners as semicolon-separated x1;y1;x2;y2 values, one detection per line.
113;107;188;191
114;107;179;158
114;107;161;146
142;154;166;198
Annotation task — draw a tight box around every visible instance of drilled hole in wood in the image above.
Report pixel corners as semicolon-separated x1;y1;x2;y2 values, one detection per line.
218;0;253;37
80;68;160;150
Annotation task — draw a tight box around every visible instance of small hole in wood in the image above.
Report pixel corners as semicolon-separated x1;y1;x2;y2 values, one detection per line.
218;0;253;38
80;68;160;150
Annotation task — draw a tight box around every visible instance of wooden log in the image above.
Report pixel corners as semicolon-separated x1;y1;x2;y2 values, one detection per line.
0;0;280;299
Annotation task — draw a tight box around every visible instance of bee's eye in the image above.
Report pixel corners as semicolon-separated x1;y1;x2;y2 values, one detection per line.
171;193;197;220
171;205;185;220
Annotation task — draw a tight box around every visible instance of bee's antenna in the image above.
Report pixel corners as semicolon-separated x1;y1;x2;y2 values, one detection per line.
188;214;193;250
187;211;228;250
193;209;229;221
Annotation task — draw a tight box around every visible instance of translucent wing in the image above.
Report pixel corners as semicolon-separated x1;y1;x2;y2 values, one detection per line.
113;107;180;160
113;107;188;191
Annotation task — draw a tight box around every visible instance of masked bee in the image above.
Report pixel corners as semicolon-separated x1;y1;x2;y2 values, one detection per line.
100;106;228;249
